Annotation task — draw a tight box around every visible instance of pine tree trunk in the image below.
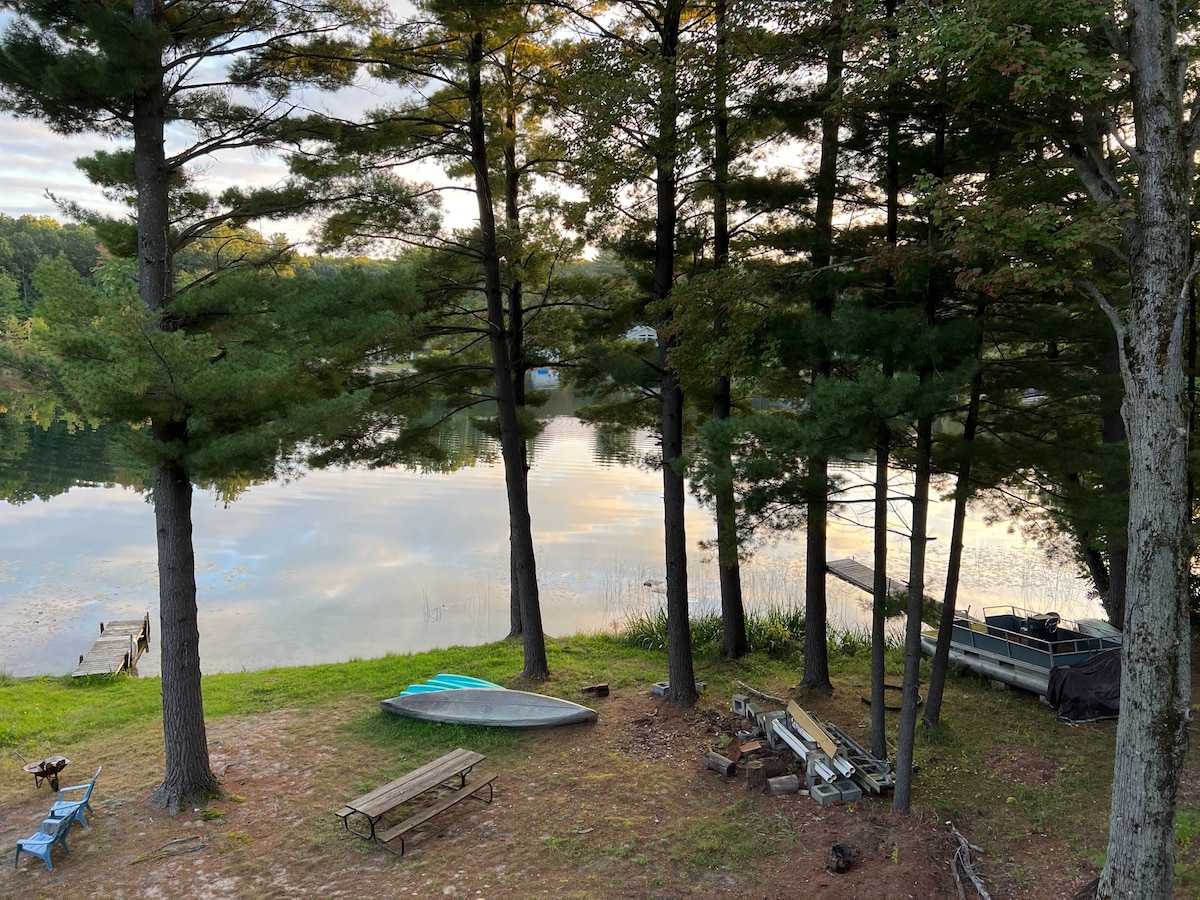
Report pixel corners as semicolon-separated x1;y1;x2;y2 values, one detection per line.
801;481;830;690
133;0;217;812
467;32;547;680
892;411;932;815
895;115;946;812
801;9;842;692
872;4;900;757
503;49;527;640
656;1;695;709
712;377;746;660
147;452;219;813
924;339;983;728
711;0;746;660
1096;1;1192;892
870;419;890;759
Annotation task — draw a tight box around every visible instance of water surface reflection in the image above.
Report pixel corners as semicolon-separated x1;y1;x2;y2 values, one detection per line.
0;416;1100;676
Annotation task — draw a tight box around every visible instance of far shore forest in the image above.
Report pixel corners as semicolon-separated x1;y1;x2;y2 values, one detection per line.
0;2;1195;897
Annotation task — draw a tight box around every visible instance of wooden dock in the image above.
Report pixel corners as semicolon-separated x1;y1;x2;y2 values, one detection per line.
826;558;908;597
73;614;151;677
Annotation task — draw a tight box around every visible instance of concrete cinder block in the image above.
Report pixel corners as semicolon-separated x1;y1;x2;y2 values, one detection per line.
811;782;841;807
745;701;765;721
833;779;862;804
652;681;707;698
806;752;833;787
731;694;749;716
760;712;787;750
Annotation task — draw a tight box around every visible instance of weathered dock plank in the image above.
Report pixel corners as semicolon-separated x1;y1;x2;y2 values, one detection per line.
826;558;907;597
73;614;151;677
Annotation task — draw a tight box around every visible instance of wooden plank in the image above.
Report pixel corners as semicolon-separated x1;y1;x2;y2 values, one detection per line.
345;749;484;819
73;614;151;677
826;558;907;596
376;776;496;846
787;701;838;758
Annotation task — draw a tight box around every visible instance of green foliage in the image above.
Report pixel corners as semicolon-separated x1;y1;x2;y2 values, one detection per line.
28;254;425;487
0;215;99;315
0;415;126;504
622;604;799;659
1177;807;1200;888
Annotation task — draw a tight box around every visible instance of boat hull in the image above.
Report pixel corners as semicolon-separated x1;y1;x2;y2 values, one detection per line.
920;632;1054;695
921;606;1121;697
381;688;598;728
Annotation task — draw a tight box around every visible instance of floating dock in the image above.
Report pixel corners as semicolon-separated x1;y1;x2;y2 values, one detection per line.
73;613;151;677
826;558;908;596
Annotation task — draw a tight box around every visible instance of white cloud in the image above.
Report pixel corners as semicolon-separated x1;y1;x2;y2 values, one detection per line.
0;118;121;220
0;112;479;249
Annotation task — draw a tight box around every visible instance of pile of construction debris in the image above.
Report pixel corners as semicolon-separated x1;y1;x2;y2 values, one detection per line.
702;692;895;807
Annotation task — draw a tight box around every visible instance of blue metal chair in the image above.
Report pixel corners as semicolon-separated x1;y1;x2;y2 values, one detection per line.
14;815;74;870
49;765;101;829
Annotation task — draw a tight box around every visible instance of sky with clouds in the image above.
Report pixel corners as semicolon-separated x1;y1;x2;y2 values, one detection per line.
0;91;475;251
1;118;121;221
0;110;340;246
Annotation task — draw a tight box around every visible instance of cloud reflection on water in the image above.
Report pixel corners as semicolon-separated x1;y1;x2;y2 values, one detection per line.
0;417;1099;677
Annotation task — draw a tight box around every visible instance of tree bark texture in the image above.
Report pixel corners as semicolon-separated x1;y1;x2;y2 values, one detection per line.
711;0;747;660
924;346;983;728
467;32;548;680
801;12;843;692
133;0;218;812
892;412;932;815
712;377;747;659
502;43;527;639
869;419;891;759
148;452;219;812
801;484;830;689
1097;1;1192;894
872;1;899;756
655;1;696;709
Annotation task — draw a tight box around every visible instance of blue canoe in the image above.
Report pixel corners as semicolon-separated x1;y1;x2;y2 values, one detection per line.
398;674;503;697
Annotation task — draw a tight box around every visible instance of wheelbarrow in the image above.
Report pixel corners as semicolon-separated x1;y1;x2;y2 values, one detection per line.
21;755;70;791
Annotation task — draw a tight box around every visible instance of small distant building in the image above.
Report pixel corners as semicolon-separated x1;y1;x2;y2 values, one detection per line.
625;325;657;343
530;367;561;388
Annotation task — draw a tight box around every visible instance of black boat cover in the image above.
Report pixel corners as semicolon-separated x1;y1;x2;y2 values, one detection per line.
1046;648;1121;724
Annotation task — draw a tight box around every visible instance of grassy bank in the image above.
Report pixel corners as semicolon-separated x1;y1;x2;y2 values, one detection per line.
1;629;1198;896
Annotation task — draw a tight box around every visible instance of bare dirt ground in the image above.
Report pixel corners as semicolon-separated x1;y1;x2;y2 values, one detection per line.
5;676;1153;900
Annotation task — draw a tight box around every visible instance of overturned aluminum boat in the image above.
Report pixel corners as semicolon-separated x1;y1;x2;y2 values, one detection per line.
381;687;598;728
920;606;1121;697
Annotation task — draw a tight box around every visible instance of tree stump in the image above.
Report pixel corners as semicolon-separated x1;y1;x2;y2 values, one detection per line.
702;752;736;776
767;774;801;795
744;760;766;792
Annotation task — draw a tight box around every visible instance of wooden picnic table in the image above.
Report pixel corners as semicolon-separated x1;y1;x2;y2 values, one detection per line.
335;747;495;855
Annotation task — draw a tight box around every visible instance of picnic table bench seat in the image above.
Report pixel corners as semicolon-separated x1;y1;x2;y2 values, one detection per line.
336;747;494;855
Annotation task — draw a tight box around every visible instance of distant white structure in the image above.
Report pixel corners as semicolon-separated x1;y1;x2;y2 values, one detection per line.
530;367;561;388
625;325;657;342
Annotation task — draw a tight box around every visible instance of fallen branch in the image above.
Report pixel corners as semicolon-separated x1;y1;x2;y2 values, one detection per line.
950;848;967;900
133;836;205;864
736;681;787;707
947;821;990;900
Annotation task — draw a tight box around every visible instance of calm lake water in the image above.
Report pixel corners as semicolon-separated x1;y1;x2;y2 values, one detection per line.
0;396;1103;677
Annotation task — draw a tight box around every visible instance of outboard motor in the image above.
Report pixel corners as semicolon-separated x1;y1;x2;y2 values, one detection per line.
1026;612;1060;641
